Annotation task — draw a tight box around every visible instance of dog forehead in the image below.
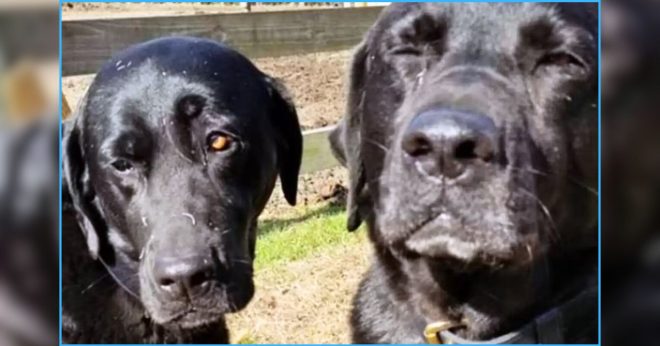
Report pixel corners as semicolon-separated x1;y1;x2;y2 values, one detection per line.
83;62;211;132
384;3;556;26
96;37;261;83
379;3;562;50
87;38;268;117
109;62;215;116
84;57;269;138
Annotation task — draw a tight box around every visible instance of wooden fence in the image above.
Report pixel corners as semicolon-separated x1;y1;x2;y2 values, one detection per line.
299;126;337;174
62;8;381;173
62;7;383;76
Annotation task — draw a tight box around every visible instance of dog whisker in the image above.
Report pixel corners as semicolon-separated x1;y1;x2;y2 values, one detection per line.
517;186;560;242
228;257;252;265
367;175;386;187
97;256;141;301
364;137;390;154
181;212;196;226
509;166;598;197
81;273;110;294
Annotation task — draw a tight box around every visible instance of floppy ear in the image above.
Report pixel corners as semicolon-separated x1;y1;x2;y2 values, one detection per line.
63;99;114;263
263;76;303;206
330;42;370;231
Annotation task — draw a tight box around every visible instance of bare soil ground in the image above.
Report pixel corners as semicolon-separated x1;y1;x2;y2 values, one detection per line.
262;166;347;219
227;239;371;344
231;166;360;344
257;51;351;129
62;50;351;130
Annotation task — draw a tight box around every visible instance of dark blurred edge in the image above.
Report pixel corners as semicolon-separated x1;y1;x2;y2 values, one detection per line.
602;0;660;345
0;5;59;64
0;1;60;346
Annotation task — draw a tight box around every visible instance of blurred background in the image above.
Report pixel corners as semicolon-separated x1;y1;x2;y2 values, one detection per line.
602;0;660;345
0;0;59;345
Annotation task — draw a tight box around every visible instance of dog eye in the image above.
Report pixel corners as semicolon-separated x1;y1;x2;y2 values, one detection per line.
536;51;586;72
208;133;232;152
389;45;422;57
111;159;134;172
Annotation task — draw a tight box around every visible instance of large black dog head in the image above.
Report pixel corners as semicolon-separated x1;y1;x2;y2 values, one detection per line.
332;3;597;269
64;37;302;328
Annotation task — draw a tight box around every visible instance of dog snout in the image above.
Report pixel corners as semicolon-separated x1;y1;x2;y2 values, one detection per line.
401;109;497;179
153;254;215;298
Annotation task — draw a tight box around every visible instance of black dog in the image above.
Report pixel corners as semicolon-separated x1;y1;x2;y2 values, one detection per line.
62;37;302;343
330;3;598;343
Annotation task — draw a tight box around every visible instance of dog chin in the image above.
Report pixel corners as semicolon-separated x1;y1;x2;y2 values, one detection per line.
154;308;226;329
402;216;533;269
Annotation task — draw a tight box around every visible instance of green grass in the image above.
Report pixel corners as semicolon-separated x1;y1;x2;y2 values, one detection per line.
234;333;258;344
254;203;365;270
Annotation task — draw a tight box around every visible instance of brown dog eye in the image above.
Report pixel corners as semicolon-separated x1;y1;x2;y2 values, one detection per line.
112;159;133;172
208;133;232;152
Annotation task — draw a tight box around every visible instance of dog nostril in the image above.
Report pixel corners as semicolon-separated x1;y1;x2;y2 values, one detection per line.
454;140;477;160
159;278;176;287
154;255;215;296
403;133;433;157
189;270;211;288
481;150;495;163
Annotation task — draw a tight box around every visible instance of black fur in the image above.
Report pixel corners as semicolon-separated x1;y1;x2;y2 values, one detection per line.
330;3;597;343
62;37;302;343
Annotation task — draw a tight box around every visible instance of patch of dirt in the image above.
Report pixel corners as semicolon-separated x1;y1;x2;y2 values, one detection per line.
62;50;351;129
256;50;351;129
233;166;356;344
62;2;347;20
262;167;347;219
227;239;371;344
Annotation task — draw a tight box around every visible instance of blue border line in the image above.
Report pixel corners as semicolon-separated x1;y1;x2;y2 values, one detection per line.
58;1;601;345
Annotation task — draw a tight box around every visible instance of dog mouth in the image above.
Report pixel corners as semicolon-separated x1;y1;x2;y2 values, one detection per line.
152;290;244;328
161;306;225;329
145;275;254;328
401;213;534;269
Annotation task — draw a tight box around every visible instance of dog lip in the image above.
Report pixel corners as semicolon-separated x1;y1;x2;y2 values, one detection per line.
403;214;517;264
404;218;479;262
161;308;225;328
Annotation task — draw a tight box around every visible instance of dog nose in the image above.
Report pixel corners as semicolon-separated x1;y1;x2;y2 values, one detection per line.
401;109;497;178
153;255;215;297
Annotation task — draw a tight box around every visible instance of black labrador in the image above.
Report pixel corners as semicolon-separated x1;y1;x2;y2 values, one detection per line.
330;3;598;344
62;37;302;343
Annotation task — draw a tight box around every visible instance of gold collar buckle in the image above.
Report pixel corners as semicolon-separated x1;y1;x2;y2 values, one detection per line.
424;320;463;344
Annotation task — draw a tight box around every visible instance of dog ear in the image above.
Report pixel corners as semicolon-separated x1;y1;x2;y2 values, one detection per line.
63;100;114;263
330;42;370;231
263;76;303;206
